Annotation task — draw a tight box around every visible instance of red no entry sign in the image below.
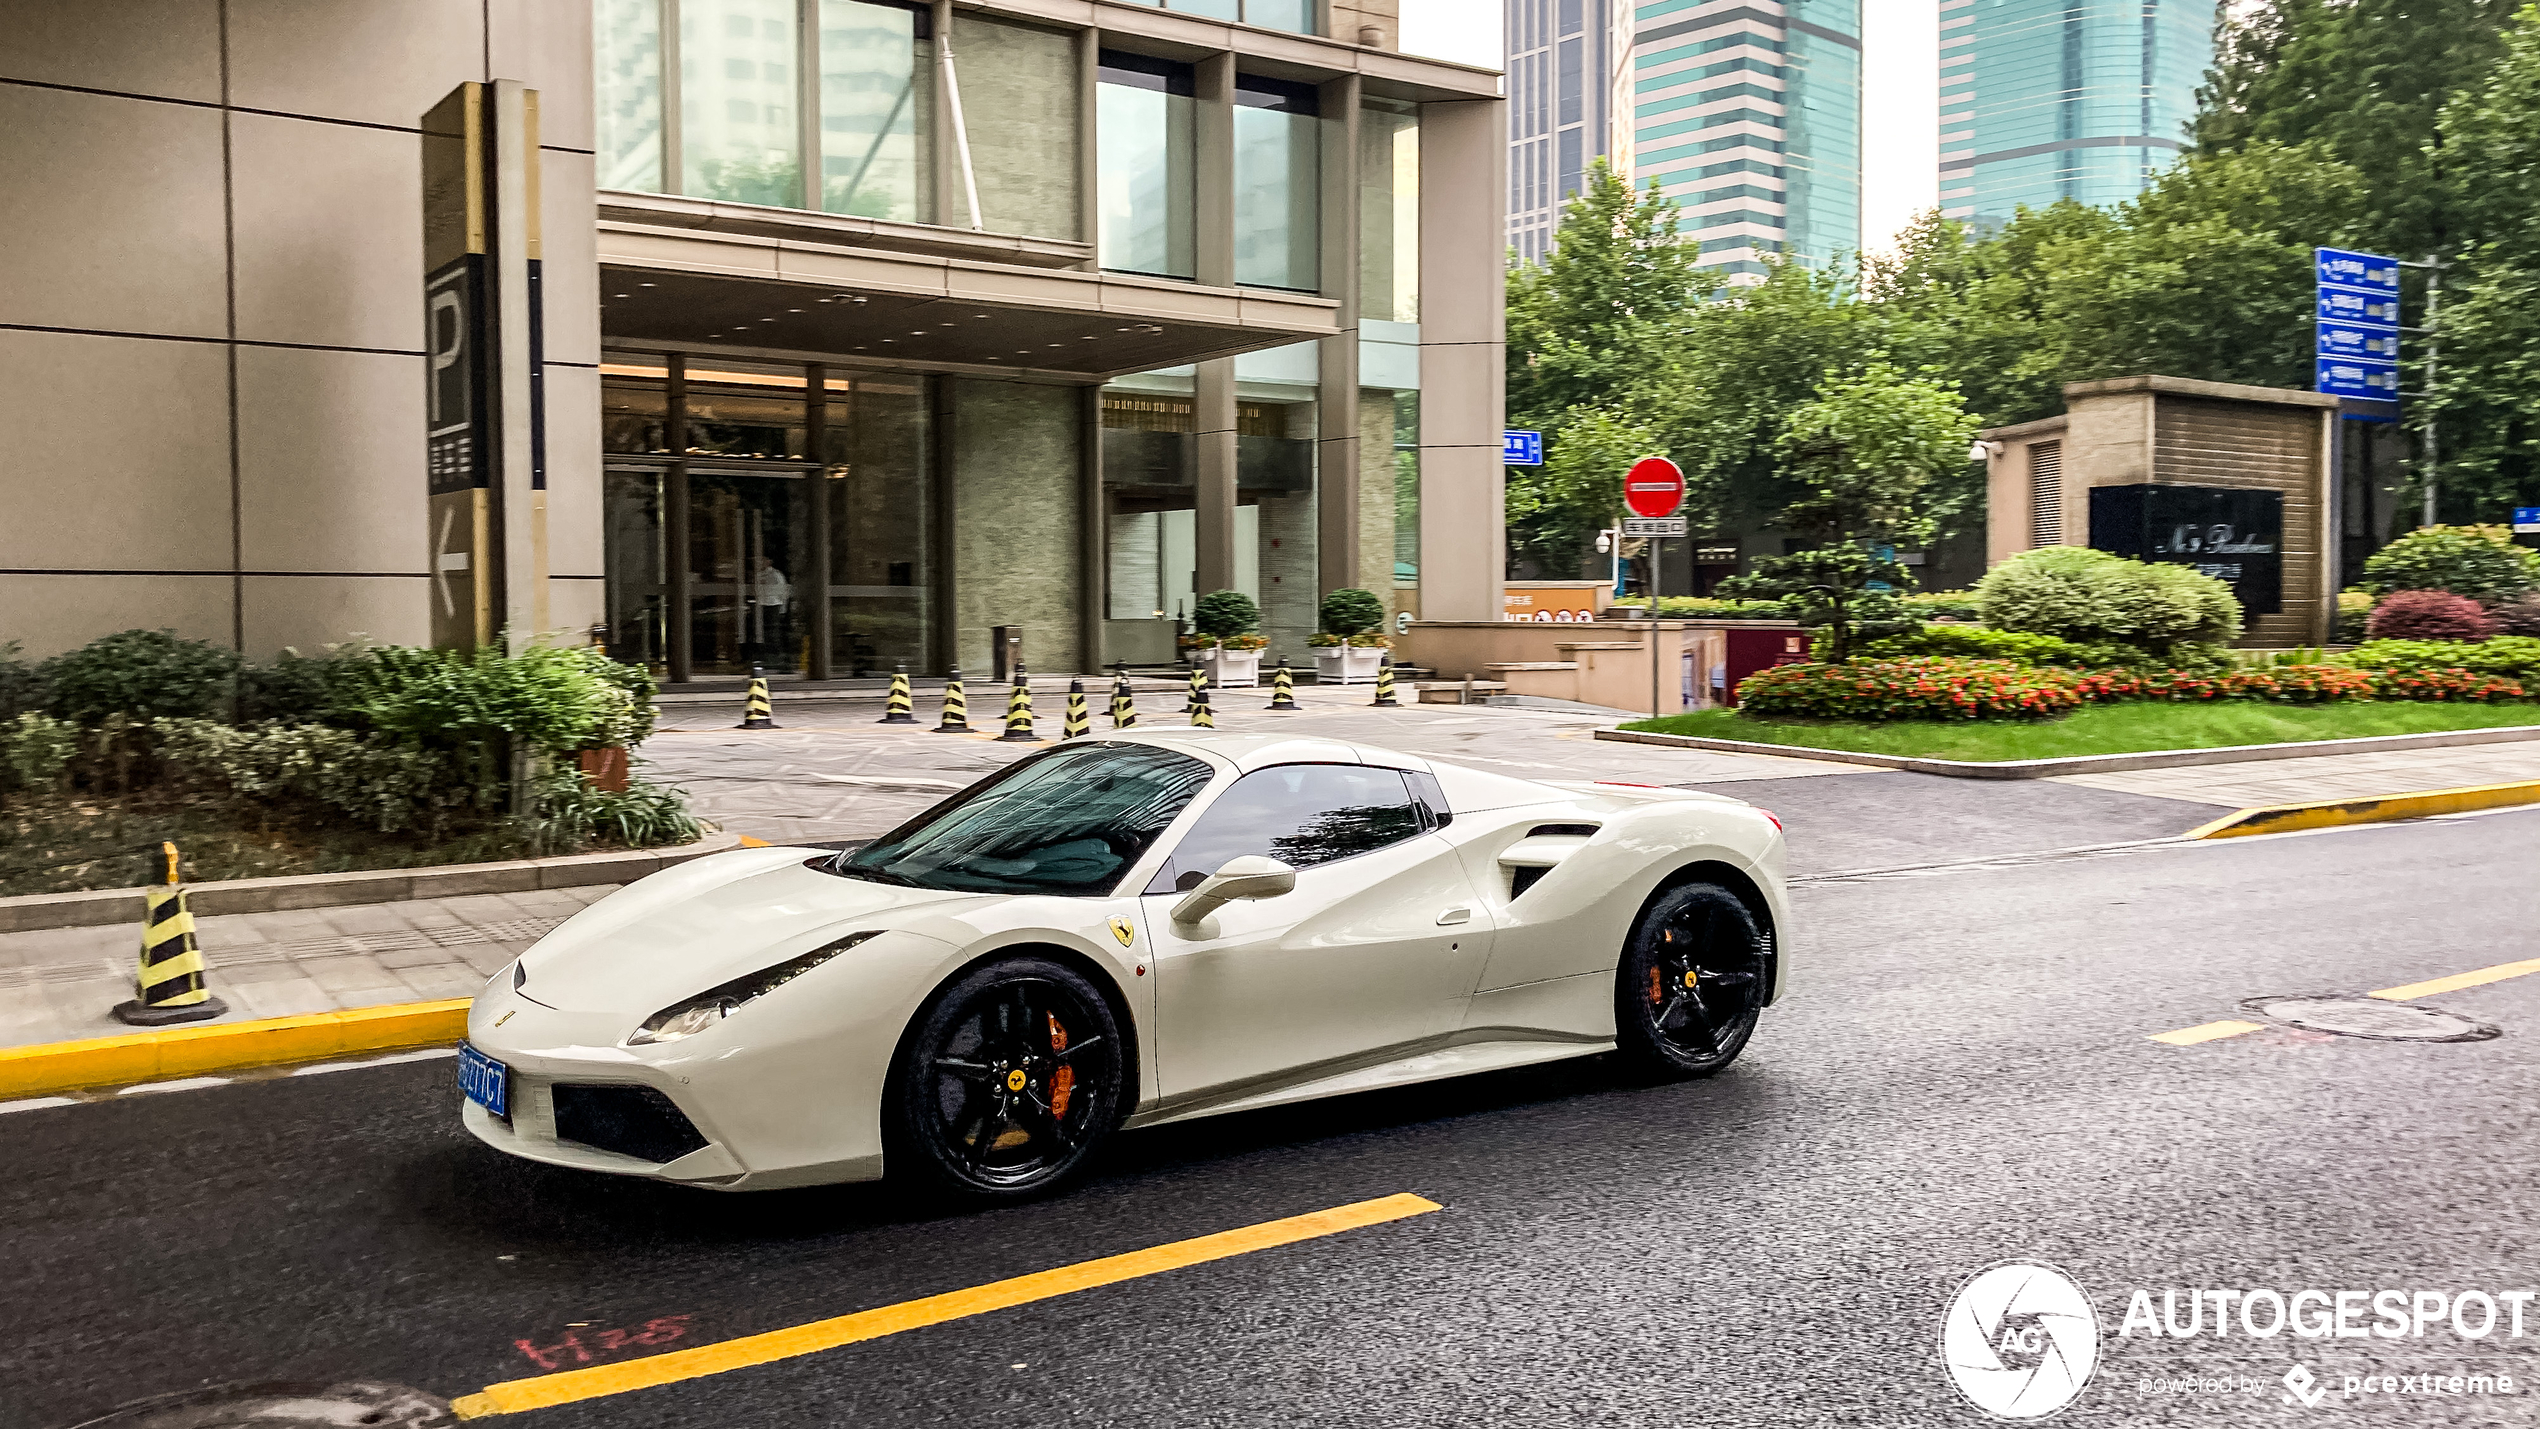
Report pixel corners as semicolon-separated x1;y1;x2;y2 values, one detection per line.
1624;457;1684;519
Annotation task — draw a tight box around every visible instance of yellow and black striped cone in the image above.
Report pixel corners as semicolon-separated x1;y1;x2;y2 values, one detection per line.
877;663;917;724
999;667;1040;742
1110;667;1137;729
1184;664;1206;716
1063;677;1092;739
933;665;971;733
114;842;226;1027
736;665;779;729
1265;657;1300;711
1190;678;1216;728
1372;656;1400;707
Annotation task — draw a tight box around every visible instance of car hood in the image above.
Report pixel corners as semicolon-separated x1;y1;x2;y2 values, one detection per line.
514;847;983;1015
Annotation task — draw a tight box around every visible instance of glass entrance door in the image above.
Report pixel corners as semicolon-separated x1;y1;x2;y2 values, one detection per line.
688;466;811;675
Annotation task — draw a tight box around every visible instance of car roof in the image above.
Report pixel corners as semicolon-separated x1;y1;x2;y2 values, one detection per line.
1083;731;1570;811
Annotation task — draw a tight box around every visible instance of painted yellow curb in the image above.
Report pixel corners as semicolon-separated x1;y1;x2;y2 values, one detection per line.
2186;778;2540;840
0;998;471;1099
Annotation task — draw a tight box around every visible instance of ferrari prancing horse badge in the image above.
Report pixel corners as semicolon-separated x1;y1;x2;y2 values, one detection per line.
1108;917;1135;948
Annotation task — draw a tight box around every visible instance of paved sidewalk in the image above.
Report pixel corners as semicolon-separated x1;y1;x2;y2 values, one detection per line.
2052;739;2540;807
0;886;615;1051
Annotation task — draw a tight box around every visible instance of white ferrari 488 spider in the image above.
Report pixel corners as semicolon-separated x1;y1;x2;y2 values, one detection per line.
460;732;1788;1199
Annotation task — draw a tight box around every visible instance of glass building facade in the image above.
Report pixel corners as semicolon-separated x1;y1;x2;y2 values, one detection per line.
1626;0;1862;277
1938;0;2218;229
1505;0;1623;265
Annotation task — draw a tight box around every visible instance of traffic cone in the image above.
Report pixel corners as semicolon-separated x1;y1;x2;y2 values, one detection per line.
934;665;971;733
1063;677;1092;739
1190;677;1215;728
1184;664;1206;716
114;842;226;1027
1265;657;1300;711
1372;656;1400;707
999;666;1040;742
1110;666;1137;729
736;665;779;729
878;663;917;724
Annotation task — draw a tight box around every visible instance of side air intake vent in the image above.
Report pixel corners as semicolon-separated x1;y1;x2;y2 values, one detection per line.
552;1084;710;1164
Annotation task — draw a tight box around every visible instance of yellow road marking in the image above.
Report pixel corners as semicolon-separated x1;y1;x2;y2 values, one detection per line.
2148;1019;2267;1046
2187;778;2540;839
449;1192;1441;1417
2369;955;2540;1003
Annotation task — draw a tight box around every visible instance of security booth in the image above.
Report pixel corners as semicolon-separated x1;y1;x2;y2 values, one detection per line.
1980;375;2338;646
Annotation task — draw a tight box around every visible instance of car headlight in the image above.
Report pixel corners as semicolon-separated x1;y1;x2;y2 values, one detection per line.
627;931;882;1045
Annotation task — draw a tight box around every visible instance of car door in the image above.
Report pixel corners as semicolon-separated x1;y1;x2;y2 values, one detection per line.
1144;763;1493;1102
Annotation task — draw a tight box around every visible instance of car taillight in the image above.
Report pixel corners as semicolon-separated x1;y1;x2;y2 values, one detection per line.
1757;808;1783;831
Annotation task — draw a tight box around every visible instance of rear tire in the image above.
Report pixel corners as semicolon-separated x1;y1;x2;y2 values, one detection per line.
1613;882;1769;1080
884;956;1125;1203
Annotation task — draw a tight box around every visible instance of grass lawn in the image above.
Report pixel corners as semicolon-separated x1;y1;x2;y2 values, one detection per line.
1620;701;2540;763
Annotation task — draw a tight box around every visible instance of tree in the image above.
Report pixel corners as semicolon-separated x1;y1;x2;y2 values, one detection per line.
2424;4;2540;514
1718;365;1982;662
1506;406;1661;572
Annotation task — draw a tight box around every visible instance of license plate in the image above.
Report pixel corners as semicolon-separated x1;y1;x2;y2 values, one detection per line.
457;1043;510;1119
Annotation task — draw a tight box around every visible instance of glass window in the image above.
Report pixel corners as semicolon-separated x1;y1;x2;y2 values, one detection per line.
1164;0;1239;19
596;0;664;192
1241;0;1317;32
1233;76;1320;292
955;15;1082;238
819;0;932;222
1098;52;1197;279
1392;390;1420;585
839;743;1214;895
681;0;803;207
823;371;934;674
1148;764;1430;892
1359;99;1419;322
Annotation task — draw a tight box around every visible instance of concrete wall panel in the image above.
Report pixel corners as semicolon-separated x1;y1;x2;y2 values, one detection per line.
0;330;233;573
240;575;431;658
0;575;235;659
0;87;228;338
491;0;598;152
231;113;428;351
0;0;222;102
227;0;486;131
953;380;1083;673
543;365;607;581
542;150;604;366
235;345;427;574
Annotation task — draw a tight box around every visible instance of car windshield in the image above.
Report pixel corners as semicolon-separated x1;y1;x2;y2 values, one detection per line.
832;742;1214;895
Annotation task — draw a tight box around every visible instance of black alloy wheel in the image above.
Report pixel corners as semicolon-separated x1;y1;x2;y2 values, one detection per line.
886;956;1124;1200
1613;882;1769;1079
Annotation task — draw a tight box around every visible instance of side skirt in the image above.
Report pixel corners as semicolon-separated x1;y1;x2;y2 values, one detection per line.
1121;1030;1613;1131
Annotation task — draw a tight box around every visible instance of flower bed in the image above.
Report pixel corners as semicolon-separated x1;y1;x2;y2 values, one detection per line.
1736;658;2084;722
2369;668;2530;702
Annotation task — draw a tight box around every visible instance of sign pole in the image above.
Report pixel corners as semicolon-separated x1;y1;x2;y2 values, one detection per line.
2421;252;2442;525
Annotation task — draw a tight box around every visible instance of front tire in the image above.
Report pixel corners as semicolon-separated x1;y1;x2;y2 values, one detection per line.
884;956;1125;1202
1613;882;1769;1080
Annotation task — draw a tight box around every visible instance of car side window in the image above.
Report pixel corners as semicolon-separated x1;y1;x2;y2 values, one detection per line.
1146;763;1429;894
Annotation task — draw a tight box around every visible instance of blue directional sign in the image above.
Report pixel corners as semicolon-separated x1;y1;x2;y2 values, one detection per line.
1502;429;1543;465
2316;357;2400;400
2316;246;2402;409
2514;506;2540;534
2316;322;2399;360
2317;247;2401;294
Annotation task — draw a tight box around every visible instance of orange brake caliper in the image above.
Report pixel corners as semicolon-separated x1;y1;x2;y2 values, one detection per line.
1047;1012;1075;1119
1648;967;1663;1005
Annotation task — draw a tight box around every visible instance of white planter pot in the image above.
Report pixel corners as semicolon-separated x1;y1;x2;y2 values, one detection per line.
1201;648;1262;688
1314;647;1387;683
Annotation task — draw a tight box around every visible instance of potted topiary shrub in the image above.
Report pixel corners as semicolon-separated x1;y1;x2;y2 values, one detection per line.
1190;589;1266;687
1310;588;1390;682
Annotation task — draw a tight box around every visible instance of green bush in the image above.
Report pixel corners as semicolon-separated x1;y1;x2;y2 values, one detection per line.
1900;590;1984;620
2336;589;2375;644
148;718;457;835
1649;596;1792;619
0;712;77;799
2358;524;2540;605
2368;668;2529;702
1975;546;2243;652
40;629;243;724
0;642;45;721
2496;596;2540;637
1317;588;1387;637
529;767;703;853
1191;589;1260;639
1856;625;2157;669
2343;636;2540;682
235;640;382;725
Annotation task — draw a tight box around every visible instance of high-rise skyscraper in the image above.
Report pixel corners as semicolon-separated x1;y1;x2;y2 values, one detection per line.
1506;0;1630;264
1938;0;2218;230
1507;1;1862;276
1627;0;1862;277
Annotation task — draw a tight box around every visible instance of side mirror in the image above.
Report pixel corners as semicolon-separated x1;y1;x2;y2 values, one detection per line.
1171;855;1297;926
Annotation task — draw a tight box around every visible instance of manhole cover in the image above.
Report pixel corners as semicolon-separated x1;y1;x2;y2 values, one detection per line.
59;1382;454;1429
2242;994;2501;1043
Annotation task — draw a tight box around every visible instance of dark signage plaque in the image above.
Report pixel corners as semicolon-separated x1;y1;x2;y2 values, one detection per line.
2088;484;2284;616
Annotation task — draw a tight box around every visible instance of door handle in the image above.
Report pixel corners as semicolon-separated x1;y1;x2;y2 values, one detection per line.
1436;907;1472;926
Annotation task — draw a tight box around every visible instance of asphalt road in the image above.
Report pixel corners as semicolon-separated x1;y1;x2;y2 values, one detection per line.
6;808;2538;1427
